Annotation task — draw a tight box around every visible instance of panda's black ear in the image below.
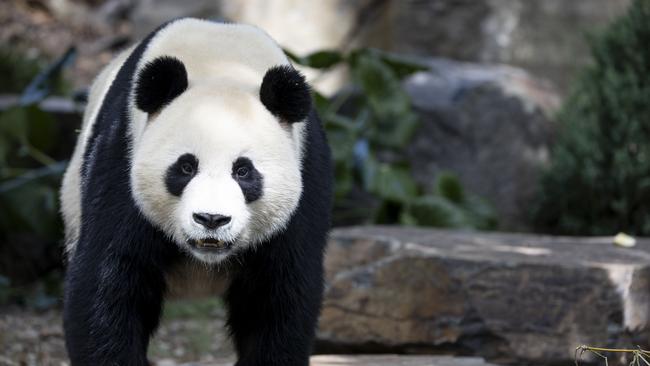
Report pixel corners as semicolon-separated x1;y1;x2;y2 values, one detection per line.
260;65;311;123
135;56;188;115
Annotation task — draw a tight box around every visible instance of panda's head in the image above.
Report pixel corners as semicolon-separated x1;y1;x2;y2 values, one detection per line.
130;56;310;264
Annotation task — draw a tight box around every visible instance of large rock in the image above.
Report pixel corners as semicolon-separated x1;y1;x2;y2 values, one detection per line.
310;356;496;366
359;0;630;95
403;59;559;231
317;226;650;364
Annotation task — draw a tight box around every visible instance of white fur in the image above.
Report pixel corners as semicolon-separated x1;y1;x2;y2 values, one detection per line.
131;86;302;263
128;19;306;159
61;19;306;264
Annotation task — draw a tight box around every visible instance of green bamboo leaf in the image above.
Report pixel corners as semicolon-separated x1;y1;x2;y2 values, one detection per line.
0;106;58;166
285;49;343;69
353;53;404;118
369;112;419;148
312;91;330;115
20;46;76;105
404;195;471;228
364;160;418;202
26;106;58;152
372;49;429;79
301;50;344;68
334;160;354;198
0;106;29;145
327;125;357;162
0;134;9;166
352;52;419;148
437;172;464;203
0;162;65;236
461;195;498;230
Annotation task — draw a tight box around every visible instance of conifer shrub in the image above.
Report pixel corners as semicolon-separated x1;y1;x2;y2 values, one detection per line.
533;0;650;235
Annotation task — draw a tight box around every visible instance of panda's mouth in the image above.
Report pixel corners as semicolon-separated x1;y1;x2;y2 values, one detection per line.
187;237;233;253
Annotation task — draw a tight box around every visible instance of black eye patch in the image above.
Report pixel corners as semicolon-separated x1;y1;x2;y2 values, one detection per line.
232;157;263;203
165;153;198;196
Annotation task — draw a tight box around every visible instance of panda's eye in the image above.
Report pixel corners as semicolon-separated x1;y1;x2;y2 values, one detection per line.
236;166;250;178
180;162;195;176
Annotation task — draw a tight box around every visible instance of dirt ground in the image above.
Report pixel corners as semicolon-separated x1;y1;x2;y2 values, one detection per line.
0;298;235;366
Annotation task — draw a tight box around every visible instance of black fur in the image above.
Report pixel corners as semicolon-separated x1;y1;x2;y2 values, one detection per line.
232;157;263;203
65;19;333;366
68;22;178;366
165;153;199;196
134;56;188;114
226;109;332;365
260;65;311;123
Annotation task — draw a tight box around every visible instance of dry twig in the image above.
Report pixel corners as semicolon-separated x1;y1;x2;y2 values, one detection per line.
576;345;650;366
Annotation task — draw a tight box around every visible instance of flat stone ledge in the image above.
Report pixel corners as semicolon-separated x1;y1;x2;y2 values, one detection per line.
318;226;650;364
327;226;650;268
310;355;497;366
155;355;496;366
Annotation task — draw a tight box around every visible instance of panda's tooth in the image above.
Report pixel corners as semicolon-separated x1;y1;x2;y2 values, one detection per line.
193;238;228;249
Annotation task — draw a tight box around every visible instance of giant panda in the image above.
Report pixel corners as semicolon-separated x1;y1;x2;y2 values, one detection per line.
59;18;332;366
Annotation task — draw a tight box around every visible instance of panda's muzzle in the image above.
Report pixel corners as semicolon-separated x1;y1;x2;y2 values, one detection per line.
188;237;233;252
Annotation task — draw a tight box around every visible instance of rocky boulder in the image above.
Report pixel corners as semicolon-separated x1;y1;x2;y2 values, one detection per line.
317;226;650;365
403;59;559;231
358;0;630;95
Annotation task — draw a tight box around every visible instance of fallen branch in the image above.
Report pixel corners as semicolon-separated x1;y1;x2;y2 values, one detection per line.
576;345;650;366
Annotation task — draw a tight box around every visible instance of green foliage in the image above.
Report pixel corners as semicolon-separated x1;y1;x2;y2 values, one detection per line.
533;0;650;235
0;46;74;304
401;173;497;229
0;54;71;242
289;48;496;229
0;46;72;96
0;47;42;93
0;272;63;309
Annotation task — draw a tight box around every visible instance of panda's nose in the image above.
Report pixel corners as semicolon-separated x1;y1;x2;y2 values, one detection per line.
192;213;231;229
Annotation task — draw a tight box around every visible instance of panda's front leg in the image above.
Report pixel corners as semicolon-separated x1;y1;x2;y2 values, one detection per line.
226;241;325;366
64;226;170;366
